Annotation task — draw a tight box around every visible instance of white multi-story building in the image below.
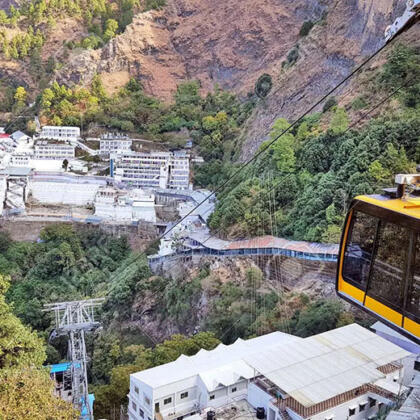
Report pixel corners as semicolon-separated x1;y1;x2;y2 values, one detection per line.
100;133;132;155
112;151;190;190
34;141;75;160
40;126;80;142
10;153;32;167
94;187;156;223
128;324;411;420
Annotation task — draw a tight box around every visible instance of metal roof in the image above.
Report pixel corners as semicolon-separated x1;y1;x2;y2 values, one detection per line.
131;332;300;391
0;166;32;176
188;232;339;255
244;324;410;408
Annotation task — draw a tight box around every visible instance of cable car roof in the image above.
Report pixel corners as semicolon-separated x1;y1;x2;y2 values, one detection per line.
356;194;420;220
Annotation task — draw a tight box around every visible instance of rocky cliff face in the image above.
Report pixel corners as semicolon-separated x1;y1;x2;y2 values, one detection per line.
55;0;406;103
55;0;330;99
238;0;411;160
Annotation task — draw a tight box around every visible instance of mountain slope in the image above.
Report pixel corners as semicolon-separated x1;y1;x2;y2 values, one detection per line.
55;0;329;99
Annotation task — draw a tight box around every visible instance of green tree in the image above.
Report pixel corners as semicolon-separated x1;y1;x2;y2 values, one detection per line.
14;86;27;106
103;18;118;42
268;118;296;173
330;107;349;134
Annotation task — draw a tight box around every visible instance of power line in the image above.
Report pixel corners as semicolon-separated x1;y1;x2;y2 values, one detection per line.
159;38;395;242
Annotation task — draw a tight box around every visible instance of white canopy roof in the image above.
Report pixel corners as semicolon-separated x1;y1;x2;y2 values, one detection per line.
132;332;300;391
244;323;410;408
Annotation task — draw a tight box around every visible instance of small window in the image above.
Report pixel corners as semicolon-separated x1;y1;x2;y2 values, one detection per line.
164;397;172;405
132;402;137;411
359;403;366;412
343;211;377;290
135;386;139;394
144;396;151;406
231;387;237;393
181;392;188;399
140;409;144;418
369;397;376;407
148;417;152;420
368;221;410;308
209;394;215;400
414;361;420;372
348;407;356;416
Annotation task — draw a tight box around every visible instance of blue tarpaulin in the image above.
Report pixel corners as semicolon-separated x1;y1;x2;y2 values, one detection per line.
49;362;81;374
50;362;72;374
81;394;95;419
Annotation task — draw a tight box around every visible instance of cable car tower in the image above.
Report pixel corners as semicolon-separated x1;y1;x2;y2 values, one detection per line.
44;298;105;419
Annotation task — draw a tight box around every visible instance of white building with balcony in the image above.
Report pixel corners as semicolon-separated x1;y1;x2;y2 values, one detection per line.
112;151;190;190
128;324;411;420
100;133;132;155
40;126;80;142
34;141;75;160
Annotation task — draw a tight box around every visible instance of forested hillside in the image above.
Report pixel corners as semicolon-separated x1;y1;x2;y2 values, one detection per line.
206;44;420;242
0;224;356;417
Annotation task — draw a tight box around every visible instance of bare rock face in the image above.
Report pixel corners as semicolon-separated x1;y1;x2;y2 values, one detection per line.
56;0;330;99
238;0;409;160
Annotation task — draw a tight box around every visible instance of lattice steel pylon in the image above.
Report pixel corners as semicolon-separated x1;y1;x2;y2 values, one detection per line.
44;298;104;419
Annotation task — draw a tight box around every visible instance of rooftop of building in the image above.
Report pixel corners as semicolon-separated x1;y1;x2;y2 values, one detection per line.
244;323;410;408
35;140;75;146
41;125;80;130
131;324;410;409
131;332;300;390
0;166;33;176
188;232;339;255
11;130;29;140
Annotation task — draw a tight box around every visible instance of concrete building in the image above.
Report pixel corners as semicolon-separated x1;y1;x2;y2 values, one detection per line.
100;133;132;155
128;324;411;420
94;187;156;223
40;126;80;141
10;152;32;167
29;173;106;206
112;151;190;190
34;141;75;160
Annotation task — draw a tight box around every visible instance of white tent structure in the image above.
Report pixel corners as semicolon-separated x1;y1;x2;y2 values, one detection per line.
244;323;410;407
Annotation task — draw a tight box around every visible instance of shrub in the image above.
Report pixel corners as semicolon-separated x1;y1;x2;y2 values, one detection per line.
255;73;273;99
286;46;299;66
322;96;337;113
351;96;367;110
299;20;314;37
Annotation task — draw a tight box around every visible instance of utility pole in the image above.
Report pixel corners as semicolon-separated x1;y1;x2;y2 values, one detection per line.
44;298;104;419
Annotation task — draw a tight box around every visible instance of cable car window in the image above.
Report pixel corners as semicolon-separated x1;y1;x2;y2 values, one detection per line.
406;235;420;318
342;211;377;289
367;222;409;309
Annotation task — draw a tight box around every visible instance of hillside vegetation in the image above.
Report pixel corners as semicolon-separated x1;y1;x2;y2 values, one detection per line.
0;224;356;417
206;44;420;242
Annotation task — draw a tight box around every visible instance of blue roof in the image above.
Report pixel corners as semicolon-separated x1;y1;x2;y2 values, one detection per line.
81;394;95;418
49;361;81;374
50;362;72;374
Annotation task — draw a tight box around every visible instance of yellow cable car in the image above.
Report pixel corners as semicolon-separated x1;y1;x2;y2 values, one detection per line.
337;174;420;344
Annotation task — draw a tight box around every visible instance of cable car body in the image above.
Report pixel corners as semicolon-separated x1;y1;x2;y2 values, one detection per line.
337;174;420;344
385;0;420;42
